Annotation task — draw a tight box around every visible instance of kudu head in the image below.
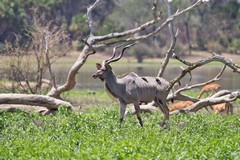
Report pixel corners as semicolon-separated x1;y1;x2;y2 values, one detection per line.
92;43;136;81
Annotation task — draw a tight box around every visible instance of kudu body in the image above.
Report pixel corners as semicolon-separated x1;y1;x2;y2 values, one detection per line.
92;44;170;127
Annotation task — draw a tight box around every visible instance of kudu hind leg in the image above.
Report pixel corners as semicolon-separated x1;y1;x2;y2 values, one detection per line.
134;102;143;127
155;98;169;127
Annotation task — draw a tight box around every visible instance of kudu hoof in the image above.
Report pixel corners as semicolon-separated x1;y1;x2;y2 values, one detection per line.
159;121;166;127
159;121;169;129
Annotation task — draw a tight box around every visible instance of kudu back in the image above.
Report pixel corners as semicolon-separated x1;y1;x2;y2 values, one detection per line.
92;43;170;127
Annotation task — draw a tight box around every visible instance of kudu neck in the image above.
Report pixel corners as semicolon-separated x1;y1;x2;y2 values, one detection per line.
104;70;122;99
104;70;118;83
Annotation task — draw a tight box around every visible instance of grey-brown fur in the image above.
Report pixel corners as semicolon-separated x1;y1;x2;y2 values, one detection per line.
93;63;170;127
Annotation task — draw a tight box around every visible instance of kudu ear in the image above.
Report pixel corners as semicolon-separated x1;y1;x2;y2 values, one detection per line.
96;63;102;70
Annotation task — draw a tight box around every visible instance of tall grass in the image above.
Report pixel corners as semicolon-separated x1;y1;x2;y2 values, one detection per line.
0;106;239;159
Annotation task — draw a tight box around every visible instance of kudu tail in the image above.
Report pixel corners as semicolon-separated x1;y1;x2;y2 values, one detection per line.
171;88;174;103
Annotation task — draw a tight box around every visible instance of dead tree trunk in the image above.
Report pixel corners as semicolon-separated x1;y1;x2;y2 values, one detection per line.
0;93;74;115
0;94;73;109
46;0;207;99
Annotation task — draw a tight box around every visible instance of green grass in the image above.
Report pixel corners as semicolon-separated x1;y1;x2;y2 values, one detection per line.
0;106;240;159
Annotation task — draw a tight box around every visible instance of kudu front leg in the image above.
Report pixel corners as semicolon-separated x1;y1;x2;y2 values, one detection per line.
134;102;143;127
119;102;127;128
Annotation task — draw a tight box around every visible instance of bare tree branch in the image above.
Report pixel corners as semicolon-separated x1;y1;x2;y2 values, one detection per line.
93;19;162;45
210;51;240;73
79;37;96;55
152;0;160;21
167;53;240;92
93;0;203;48
87;0;101;36
166;65;226;102
47;47;90;98
177;65;225;93
170;90;240;115
44;33;57;89
175;51;240;73
157;0;176;77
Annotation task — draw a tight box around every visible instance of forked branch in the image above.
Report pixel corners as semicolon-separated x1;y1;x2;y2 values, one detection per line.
177;65;225;93
175;51;240;73
87;0;101;35
166;65;226;102
93;0;205;48
170;90;240;115
167;52;240;92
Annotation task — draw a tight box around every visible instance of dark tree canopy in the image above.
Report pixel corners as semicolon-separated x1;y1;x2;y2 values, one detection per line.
0;0;239;55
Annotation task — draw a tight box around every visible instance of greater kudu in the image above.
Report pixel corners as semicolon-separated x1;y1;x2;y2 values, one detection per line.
92;43;171;127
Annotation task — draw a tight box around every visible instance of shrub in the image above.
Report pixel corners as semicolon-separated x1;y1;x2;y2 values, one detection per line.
228;39;240;54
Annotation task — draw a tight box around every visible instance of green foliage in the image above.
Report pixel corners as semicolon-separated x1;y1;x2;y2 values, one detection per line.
206;40;225;53
106;1;153;30
128;42;156;63
0;0;63;20
0;108;239;159
0;43;5;54
228;39;240;54
97;19;124;36
69;13;89;35
214;0;240;19
1;0;240;56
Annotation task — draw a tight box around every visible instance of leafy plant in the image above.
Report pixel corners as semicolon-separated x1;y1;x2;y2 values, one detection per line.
0;107;239;159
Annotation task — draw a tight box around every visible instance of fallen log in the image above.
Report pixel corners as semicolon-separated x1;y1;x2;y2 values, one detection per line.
127;101;159;114
0;93;73;110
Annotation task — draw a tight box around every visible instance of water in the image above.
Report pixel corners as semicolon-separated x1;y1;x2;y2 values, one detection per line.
52;63;240;91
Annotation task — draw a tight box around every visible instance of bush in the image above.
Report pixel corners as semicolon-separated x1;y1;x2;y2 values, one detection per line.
128;43;156;63
228;39;240;54
0;43;5;54
206;40;225;54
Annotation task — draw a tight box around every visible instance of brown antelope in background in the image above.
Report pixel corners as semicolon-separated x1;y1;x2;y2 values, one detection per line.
210;102;233;115
169;101;194;112
198;83;221;99
92;43;171;127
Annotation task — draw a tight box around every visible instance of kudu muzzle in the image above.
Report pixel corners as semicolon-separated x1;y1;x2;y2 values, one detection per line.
92;72;104;81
